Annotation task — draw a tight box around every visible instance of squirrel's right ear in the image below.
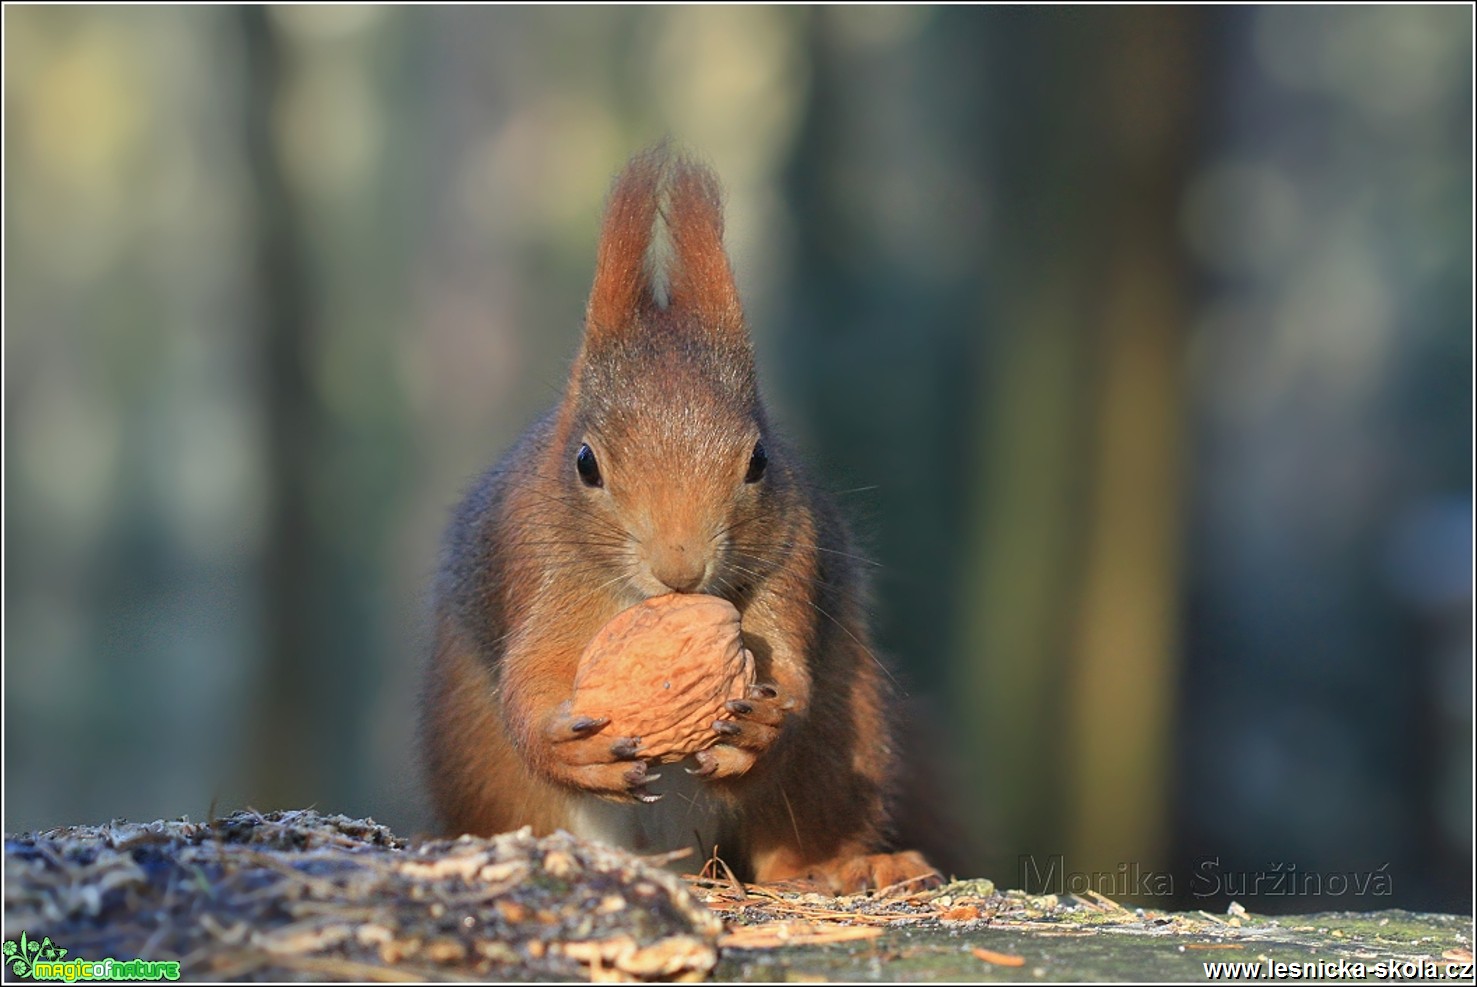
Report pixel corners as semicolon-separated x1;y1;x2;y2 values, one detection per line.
584;147;664;344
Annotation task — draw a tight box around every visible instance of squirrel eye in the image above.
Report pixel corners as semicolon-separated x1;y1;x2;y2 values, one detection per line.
575;443;602;488
744;442;768;484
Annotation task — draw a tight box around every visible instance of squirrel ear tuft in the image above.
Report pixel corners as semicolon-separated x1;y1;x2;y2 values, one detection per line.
662;154;745;340
584;145;748;350
584;146;665;343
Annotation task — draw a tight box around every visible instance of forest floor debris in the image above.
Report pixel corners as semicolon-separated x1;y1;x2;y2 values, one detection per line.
4;811;1471;983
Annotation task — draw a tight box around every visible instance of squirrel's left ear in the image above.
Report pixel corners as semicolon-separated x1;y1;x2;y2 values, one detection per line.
662;155;746;345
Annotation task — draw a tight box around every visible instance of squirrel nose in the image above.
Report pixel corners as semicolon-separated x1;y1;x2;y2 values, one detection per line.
649;547;707;594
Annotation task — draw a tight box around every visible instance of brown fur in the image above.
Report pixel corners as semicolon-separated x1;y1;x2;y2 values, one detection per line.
420;146;939;892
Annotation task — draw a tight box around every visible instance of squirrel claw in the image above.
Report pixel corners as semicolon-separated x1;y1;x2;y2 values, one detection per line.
609;736;644;759
546;702;612;744
711;719;741;737
623;763;663;802
688;744;757;780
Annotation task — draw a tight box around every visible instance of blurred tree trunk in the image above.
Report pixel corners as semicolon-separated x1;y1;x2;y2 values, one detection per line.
240;7;322;811
958;7;1203;889
779;7;990;876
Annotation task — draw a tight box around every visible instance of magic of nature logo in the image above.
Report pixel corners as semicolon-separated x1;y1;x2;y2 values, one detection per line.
3;932;180;982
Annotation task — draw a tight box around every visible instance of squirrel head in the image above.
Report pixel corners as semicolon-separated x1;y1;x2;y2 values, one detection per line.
549;146;789;603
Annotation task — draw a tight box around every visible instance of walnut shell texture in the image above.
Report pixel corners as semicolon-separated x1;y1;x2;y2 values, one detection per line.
569;594;755;764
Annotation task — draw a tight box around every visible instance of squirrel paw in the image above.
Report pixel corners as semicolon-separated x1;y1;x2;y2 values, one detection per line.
688;682;793;779
544;703;662;802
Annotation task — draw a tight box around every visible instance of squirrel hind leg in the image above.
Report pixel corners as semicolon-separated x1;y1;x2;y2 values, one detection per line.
823;850;943;895
753;847;942;895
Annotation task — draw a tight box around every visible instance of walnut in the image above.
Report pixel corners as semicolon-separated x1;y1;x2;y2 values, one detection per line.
569;594;755;763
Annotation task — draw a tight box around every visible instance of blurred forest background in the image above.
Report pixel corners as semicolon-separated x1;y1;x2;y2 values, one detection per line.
4;7;1471;914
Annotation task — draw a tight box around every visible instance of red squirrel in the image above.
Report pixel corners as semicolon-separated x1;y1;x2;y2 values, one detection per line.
420;146;939;893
